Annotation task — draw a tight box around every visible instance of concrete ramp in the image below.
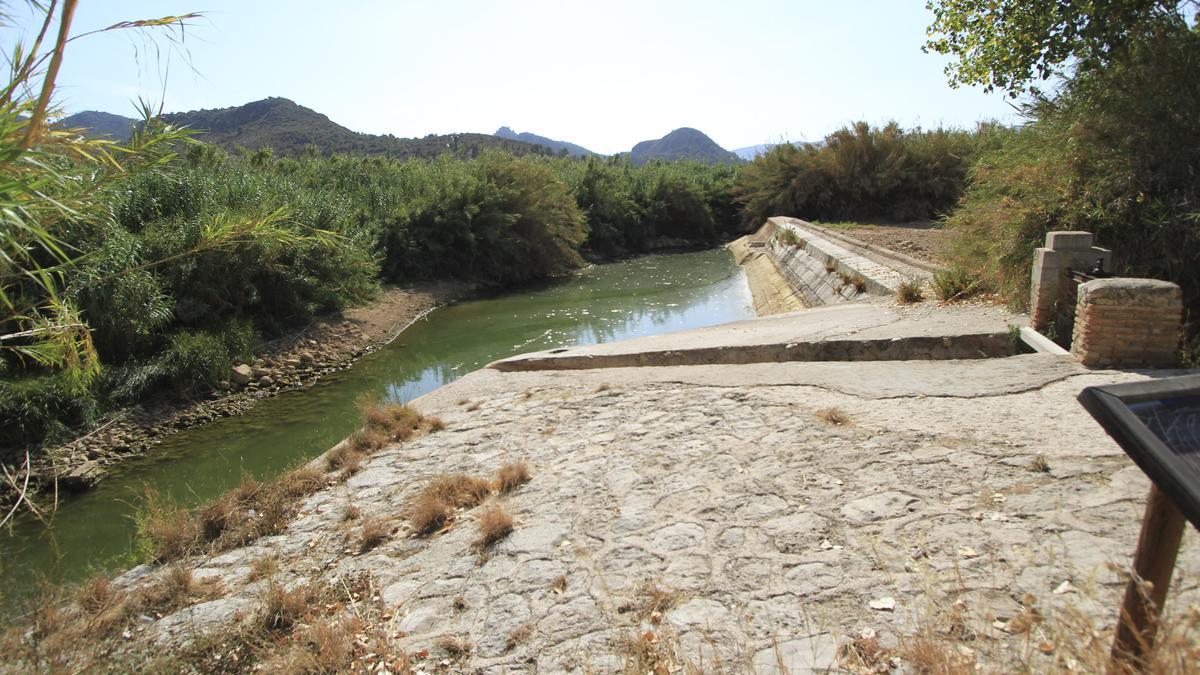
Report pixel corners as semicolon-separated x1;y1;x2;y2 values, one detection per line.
491;302;1024;371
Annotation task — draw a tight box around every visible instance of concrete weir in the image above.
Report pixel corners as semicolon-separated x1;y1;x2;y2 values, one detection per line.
753;217;932;307
492;302;1023;371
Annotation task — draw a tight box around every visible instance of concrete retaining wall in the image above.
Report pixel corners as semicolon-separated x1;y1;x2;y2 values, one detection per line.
761;217;920;307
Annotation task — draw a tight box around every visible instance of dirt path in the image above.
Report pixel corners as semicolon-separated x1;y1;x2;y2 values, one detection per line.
829;221;949;265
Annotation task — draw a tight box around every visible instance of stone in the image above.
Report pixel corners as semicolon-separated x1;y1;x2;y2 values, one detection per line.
230;364;252;385
58;460;105;491
258;375;273;387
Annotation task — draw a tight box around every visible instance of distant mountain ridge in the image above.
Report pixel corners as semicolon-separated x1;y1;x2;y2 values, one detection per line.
494;126;594;157
58;110;137;141
63;98;550;160
630;127;740;166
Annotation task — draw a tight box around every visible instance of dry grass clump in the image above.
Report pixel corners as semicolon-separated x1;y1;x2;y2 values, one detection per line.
437;633;472;659
262;582;320;632
619;629;682;674
505;622;533;652
408;474;490;536
409;491;452;536
474;503;515;552
329;441;368;474
618;579;684;623
1030;454;1051;473
465;400;483;412
551;575;568;594
825;259;838;273
137;464;327;564
248;556;280;582
896;279;925;304
815;407;853;427
850;273;868;293
358;517;392;553
494;461;532;493
342;504;362;522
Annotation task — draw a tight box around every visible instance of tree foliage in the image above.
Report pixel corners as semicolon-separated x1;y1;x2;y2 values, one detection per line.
924;0;1193;94
734;122;991;226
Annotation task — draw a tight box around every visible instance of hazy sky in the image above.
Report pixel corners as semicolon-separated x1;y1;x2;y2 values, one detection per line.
8;1;1020;154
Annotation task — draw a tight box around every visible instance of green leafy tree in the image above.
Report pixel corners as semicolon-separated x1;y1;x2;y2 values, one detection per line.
924;0;1193;94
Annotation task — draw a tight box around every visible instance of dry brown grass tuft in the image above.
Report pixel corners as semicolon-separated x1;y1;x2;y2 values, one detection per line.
551;575;568;594
137;488;203;562
328;442;367;474
75;575;116;614
596;383;612;392
850;273;868;293
136;565;222;617
494;461;532;494
465;400;483;412
248;556;280;582
426;474;491;509
824;259;838;273
815;407;853;427
618;579;683;623
896;279;925;304
436;633;472;659
427;415;447;432
619;629;681;674
262;582;319;632
409;491;452;536
347;427;390;454
358;517;392;553
1031;454;1051;473
341;504;362;522
474;503;514;552
505;622;533;652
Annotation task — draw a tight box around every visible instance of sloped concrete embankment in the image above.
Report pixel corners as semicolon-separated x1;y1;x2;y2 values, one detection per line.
752;217;932;307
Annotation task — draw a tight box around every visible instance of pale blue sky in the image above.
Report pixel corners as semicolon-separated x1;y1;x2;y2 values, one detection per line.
7;1;1020;154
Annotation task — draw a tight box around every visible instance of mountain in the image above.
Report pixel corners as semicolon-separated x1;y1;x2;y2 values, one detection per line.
733;140;825;160
732;144;773;160
629;127;740;166
158;98;547;159
494;126;594;157
58;111;137;141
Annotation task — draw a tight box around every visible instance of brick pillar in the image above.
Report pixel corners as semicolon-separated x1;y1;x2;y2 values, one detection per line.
1029;232;1112;335
1071;278;1182;368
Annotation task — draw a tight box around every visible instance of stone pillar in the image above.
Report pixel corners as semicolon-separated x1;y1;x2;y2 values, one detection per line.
1029;232;1112;334
1071;278;1182;368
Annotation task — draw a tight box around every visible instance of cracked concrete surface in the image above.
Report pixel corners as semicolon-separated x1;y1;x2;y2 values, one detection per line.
120;351;1200;672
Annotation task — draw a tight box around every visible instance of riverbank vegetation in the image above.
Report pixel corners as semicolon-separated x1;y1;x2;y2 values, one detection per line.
2;134;741;453
928;0;1200;362
734;121;997;226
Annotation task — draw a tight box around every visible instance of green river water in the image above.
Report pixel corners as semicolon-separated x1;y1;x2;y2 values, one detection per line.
0;248;752;607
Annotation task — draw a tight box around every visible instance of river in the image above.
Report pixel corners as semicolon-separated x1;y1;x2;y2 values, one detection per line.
0;248;753;607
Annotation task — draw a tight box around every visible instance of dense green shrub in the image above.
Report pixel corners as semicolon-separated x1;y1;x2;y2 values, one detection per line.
164;321;256;394
735;122;990;227
0;374;99;451
942;24;1200;327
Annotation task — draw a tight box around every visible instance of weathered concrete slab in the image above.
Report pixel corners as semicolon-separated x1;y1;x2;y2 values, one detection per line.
130;353;1199;671
491;301;1023;371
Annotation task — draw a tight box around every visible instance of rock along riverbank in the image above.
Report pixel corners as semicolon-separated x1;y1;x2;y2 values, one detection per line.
27;281;471;496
